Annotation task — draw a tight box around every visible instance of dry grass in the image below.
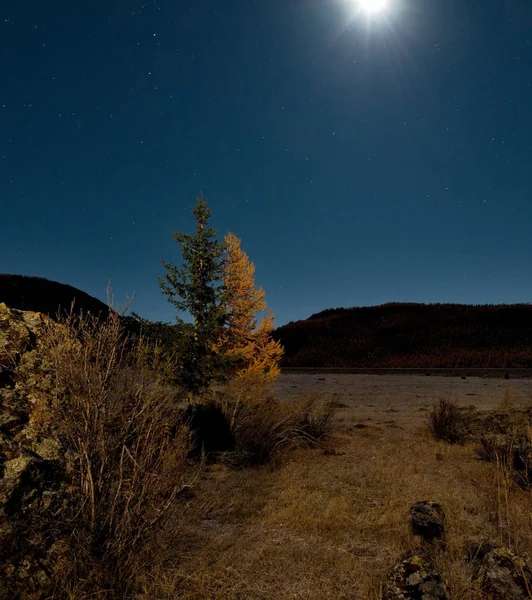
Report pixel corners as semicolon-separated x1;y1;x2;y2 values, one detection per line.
139;393;532;600
499;386;517;411
15;327;532;600
17;310;198;598
213;377;334;466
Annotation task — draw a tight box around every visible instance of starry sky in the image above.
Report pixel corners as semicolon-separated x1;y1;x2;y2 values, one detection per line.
2;0;531;326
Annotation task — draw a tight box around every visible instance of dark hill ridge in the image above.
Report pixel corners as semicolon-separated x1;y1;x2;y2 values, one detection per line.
0;274;175;345
0;274;111;320
273;303;532;369
0;275;185;351
3;276;532;369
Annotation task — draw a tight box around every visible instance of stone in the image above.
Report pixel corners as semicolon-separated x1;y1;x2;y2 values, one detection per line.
512;436;532;488
0;302;32;381
0;303;70;599
383;548;450;600
411;501;445;540
480;433;532;488
480;433;513;460
473;545;532;600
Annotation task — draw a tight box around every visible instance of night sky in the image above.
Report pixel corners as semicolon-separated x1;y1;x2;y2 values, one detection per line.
2;0;531;326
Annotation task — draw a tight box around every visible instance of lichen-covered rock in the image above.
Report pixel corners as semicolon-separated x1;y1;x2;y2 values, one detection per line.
0;304;70;599
512;437;532;488
0;387;28;437
411;501;445;541
481;409;532;437
474;545;532;600
383;548;449;600
480;433;514;460
480;433;532;488
0;302;32;382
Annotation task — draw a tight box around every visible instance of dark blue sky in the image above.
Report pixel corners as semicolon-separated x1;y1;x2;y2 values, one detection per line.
2;0;531;326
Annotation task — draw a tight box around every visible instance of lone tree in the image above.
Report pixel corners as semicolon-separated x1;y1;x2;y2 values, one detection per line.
217;232;283;383
159;195;226;396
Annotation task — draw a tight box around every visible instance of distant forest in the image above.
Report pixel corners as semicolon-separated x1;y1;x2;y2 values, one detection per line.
273;303;532;368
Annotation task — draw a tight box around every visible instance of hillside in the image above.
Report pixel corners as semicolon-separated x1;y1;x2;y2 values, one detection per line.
0;274;111;320
273;302;532;368
3;278;532;369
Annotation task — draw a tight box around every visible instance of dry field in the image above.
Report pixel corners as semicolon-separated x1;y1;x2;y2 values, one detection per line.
147;375;532;599
276;373;532;431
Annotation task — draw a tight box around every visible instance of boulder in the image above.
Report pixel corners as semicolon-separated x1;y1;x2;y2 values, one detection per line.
473;545;532;600
411;501;445;541
383;548;449;600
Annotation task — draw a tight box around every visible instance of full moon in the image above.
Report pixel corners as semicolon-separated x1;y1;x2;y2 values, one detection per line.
358;0;389;14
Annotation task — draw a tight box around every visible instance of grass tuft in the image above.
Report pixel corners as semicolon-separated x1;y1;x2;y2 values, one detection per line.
214;379;335;466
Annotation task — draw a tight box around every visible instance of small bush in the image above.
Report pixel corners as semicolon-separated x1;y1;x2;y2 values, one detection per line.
428;399;471;444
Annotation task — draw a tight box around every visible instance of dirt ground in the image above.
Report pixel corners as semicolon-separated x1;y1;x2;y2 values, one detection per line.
275;373;532;430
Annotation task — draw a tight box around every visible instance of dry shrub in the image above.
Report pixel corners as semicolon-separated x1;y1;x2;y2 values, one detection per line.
295;392;335;442
216;377;334;466
22;310;197;597
427;398;471;444
214;372;271;430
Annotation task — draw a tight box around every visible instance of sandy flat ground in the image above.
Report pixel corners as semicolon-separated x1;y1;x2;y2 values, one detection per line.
275;373;532;430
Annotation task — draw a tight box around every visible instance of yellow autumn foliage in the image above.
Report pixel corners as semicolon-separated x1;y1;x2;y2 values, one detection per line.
217;232;283;383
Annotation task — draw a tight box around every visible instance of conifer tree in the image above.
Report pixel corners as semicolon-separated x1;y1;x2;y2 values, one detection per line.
217;232;283;383
159;195;226;395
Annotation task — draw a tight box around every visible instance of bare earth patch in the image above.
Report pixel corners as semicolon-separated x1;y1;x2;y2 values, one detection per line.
276;373;532;431
147;375;532;600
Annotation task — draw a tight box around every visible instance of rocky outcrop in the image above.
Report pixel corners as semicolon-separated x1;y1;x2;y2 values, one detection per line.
383;548;449;600
472;545;532;600
0;303;69;599
513;437;532;487
383;502;449;600
480;431;532;489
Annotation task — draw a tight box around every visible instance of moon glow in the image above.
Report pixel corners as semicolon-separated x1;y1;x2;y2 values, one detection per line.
358;0;389;14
